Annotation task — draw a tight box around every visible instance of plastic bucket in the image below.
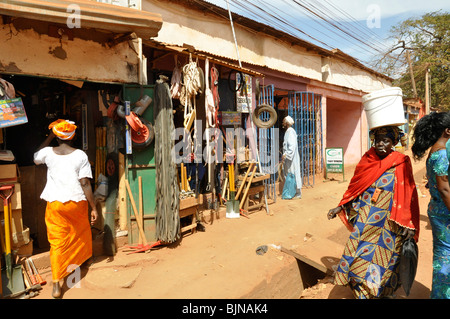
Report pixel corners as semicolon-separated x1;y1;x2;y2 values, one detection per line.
362;87;406;130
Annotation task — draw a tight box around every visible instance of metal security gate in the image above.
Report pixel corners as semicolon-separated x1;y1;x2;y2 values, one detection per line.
257;84;278;202
288;92;323;187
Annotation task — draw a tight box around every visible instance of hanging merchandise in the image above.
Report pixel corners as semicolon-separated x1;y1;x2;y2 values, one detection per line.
124;101;132;154
125;111;154;149
115;95;154;150
205;58;216;128
170;55;182;99
252;103;278;129
154;78;180;243
0;97;28;129
0;78;16;100
180;54;201;132
236;73;252;113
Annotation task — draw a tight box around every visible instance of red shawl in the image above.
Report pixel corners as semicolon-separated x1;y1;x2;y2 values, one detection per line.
338;148;420;242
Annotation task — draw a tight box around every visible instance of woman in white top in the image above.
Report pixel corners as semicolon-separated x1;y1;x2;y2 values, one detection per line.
34;119;97;298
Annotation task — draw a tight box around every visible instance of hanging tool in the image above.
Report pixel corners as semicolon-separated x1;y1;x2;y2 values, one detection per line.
124;180;161;254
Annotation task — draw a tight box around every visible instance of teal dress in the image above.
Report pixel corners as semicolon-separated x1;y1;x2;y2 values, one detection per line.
426;149;450;299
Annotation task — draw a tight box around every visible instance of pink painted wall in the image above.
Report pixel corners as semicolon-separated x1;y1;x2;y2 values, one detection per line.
326;98;364;165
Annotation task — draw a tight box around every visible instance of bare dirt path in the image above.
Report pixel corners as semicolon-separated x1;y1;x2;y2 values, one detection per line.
33;150;432;300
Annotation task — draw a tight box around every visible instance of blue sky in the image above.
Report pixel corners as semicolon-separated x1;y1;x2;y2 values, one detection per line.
205;0;449;67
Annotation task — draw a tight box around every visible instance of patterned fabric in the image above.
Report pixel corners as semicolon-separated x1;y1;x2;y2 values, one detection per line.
335;168;404;299
338;148;420;240
426;149;450;299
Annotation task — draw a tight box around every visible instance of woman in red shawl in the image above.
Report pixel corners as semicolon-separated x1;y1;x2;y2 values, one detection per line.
327;126;420;299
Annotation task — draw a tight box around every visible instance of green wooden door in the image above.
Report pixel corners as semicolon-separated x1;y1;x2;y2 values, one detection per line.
123;84;156;244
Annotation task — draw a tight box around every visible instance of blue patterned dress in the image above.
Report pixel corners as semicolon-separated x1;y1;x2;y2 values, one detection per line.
334;168;404;299
426;149;450;299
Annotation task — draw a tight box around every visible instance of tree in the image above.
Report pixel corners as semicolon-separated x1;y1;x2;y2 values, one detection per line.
373;11;449;110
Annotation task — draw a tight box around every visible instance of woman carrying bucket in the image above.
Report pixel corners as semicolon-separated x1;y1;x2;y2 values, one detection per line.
326;88;420;299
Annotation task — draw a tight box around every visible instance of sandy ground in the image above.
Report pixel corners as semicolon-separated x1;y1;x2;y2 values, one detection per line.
30;149;433;301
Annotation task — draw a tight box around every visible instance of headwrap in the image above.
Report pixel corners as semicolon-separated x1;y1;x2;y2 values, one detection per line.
49;119;77;140
369;126;407;147
283;115;294;126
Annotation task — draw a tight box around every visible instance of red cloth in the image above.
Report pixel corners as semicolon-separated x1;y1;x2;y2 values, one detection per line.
338;148;420;242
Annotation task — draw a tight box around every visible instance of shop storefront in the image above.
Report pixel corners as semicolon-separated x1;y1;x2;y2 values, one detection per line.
0;0;162;257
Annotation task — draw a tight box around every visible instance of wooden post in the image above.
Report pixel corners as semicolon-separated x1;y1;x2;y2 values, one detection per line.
425;67;430;114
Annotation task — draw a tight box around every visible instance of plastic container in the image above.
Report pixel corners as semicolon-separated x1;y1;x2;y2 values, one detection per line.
362;87;406;130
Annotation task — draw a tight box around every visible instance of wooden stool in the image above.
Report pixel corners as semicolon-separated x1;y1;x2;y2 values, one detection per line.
179;197;197;234
238;173;270;214
242;183;265;212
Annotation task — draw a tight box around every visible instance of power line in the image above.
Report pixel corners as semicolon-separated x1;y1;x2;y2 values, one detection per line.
316;0;390;50
197;0;396;66
289;0;387;55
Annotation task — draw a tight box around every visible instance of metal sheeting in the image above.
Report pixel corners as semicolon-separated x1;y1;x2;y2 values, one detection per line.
288;92;323;187
1;0;162;39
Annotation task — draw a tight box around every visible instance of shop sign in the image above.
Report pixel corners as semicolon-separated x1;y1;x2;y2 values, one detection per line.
325;147;344;173
219;112;241;126
0;98;28;128
236;73;252;113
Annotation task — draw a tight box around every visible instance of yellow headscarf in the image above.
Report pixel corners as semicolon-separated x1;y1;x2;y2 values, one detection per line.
49;119;77;140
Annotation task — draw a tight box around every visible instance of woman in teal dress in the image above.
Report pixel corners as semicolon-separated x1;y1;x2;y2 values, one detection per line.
412;111;450;299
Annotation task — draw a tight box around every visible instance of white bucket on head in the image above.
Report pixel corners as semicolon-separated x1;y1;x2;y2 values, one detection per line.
362;87;406;130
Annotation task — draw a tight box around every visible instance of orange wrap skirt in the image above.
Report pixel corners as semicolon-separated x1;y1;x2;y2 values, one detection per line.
45;200;92;282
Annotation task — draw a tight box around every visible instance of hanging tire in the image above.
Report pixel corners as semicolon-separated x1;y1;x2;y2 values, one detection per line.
252;104;277;129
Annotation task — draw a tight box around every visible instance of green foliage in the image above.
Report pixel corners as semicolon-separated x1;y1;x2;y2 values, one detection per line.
373;11;449;110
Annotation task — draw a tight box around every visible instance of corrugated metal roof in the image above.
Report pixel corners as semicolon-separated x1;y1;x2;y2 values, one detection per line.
0;0;163;39
145;40;265;77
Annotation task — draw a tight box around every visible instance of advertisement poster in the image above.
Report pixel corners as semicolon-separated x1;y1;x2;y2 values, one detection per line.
325;147;344;173
236;73;252;113
0;97;28;128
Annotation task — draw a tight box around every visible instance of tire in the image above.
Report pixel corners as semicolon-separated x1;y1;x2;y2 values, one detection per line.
252;104;278;129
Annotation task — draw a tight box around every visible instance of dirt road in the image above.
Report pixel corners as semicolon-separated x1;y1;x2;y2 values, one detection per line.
32;150;432;300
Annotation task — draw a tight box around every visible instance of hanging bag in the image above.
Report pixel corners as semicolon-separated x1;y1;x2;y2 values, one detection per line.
399;237;418;296
282;172;297;199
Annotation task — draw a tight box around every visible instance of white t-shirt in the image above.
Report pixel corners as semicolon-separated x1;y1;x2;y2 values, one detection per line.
33;147;93;203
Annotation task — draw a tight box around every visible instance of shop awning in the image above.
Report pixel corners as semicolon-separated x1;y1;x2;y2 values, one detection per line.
0;0;163;39
146;40;265;78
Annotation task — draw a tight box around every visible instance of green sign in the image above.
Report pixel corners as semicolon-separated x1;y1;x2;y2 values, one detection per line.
324;147;346;182
325;147;344;173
